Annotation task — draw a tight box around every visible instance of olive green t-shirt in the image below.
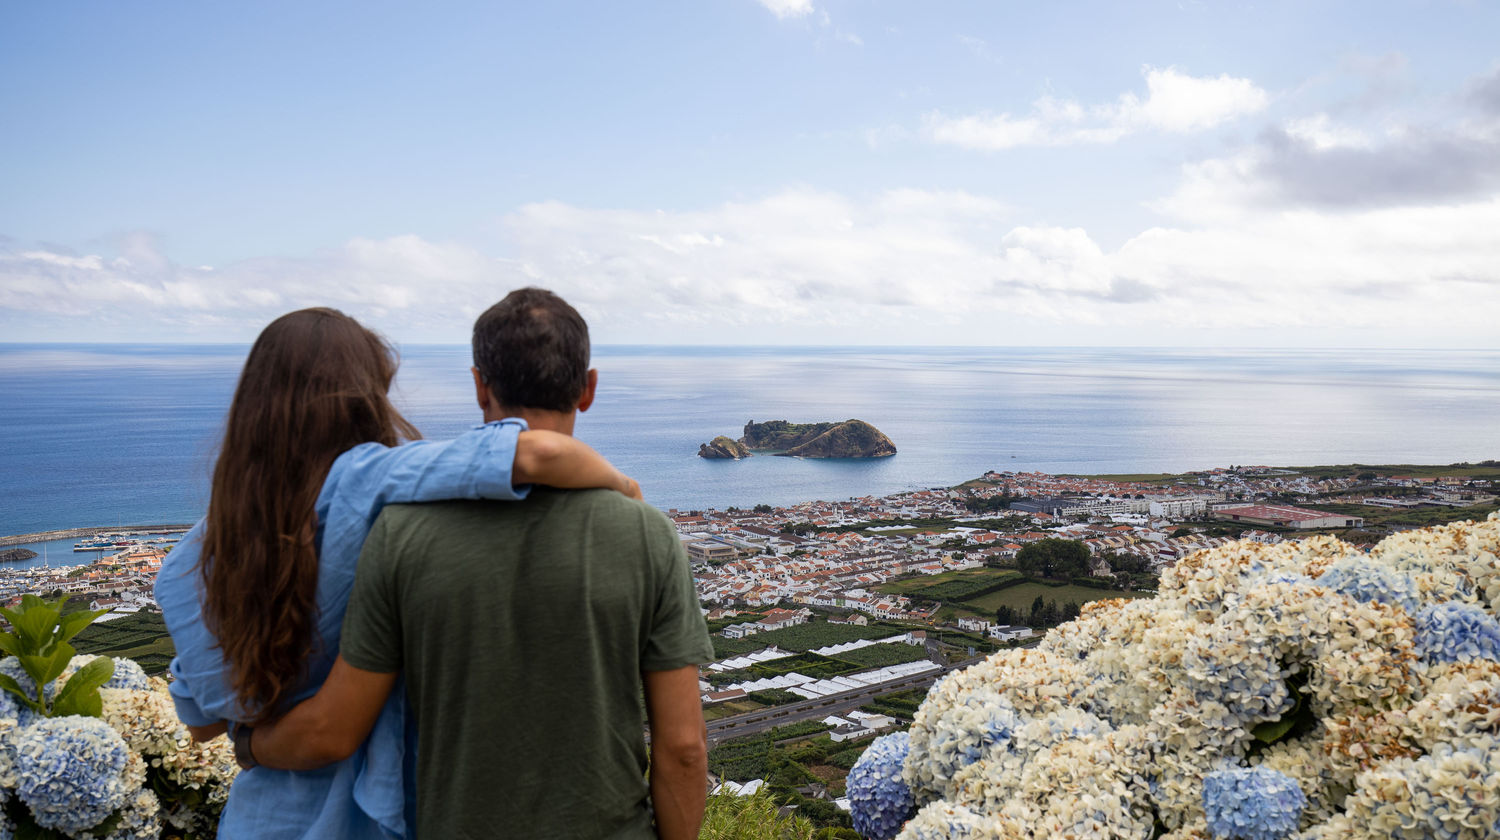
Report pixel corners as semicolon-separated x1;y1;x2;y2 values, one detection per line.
340;489;713;839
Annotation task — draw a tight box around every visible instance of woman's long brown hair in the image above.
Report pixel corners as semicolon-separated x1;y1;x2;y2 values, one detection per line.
201;308;419;724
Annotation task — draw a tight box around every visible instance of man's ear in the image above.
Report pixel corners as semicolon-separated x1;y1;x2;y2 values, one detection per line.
472;367;494;414
576;369;598;413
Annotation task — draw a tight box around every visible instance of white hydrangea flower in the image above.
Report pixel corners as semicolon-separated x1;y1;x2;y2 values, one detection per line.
889;515;1500;840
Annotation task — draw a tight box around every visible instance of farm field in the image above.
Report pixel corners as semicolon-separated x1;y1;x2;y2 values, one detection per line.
875;567;1021;599
73;611;175;675
1308;501;1498;529
963;582;1153;613
703;698;765;721
833;642;929;669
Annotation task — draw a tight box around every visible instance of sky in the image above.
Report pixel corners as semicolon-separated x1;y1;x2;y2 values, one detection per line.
2;0;1498;347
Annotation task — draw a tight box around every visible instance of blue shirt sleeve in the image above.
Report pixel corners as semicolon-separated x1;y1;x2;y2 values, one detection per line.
315;419;530;545
167;655;218;727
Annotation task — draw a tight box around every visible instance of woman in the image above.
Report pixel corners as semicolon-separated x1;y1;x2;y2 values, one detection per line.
156;308;636;839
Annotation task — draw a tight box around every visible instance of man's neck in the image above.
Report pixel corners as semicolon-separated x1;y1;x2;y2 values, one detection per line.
485;406;575;436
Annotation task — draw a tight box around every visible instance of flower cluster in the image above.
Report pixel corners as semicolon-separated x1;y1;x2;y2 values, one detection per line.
1202;767;1306;840
12;716;134;833
1413;602;1500;664
1;654;237;839
849;732;917;840
845;512;1500;840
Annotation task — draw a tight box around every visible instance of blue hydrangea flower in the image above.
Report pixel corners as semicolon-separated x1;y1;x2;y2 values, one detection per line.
1318;559;1421;613
848;732;916;840
102;657;151;692
0;657;44;726
12;716;135;834
1203;766;1306;840
1253;572;1312;587
0;657;42;701
1413;602;1500;663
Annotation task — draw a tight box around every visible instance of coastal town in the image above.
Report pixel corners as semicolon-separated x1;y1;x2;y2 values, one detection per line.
0;462;1495;822
2;462;1494;634
676;464;1496;621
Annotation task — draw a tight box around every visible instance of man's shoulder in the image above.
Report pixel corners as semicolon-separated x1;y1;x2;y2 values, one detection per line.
379;490;675;535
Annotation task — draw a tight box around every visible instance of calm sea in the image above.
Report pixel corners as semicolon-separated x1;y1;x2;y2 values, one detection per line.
2;344;1497;566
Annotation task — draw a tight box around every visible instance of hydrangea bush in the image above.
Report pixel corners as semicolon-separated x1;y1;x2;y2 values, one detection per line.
849;513;1500;840
0;596;236;839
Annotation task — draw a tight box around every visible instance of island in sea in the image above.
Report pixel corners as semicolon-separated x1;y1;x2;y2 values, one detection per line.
698;419;897;459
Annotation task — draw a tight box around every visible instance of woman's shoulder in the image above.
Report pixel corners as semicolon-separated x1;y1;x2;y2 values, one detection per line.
155;519;207;607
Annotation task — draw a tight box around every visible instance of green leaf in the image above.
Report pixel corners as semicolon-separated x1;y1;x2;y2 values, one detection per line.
52;656;113;719
5;601;59;654
20;641;75;692
0;673;44;714
1251;713;1299;744
1251;673;1316;746
0;633;20;657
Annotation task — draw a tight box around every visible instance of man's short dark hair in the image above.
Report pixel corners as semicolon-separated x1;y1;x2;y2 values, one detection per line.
472;288;590;413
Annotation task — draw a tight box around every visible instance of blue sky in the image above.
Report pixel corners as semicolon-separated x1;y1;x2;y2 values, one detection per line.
3;0;1498;346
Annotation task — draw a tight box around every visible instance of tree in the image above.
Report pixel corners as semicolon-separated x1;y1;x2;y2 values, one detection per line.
1104;551;1150;575
995;605;1020;627
754;504;774;514
1015;538;1091;580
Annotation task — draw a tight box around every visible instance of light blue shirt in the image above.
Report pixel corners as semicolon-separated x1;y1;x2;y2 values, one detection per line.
156;419;529;840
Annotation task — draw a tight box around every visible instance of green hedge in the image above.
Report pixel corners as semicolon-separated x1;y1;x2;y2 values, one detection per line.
1070;575;1119;590
748;688;804;706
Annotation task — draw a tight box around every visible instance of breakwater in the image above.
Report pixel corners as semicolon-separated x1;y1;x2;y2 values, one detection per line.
0;525;193;548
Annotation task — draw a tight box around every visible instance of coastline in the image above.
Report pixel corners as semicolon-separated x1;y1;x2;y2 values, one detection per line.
0;524;193;548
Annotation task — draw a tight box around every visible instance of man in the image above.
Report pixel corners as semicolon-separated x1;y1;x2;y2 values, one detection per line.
247;288;714;839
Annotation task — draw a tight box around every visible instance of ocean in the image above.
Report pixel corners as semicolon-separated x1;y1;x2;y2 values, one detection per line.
2;344;1497;567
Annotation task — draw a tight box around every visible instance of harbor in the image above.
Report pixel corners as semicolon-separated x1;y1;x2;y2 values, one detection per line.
0;524;192;549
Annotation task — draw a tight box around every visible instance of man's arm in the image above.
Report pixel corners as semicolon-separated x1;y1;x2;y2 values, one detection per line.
249;656;399;771
514;430;641;499
187;721;227;742
643;665;708;840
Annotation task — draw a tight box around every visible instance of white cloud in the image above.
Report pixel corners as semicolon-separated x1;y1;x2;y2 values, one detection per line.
1283;114;1373;151
1121;67;1269;132
925;66;1268;150
1157;112;1500;220
757;0;814;20
4;182;1497;346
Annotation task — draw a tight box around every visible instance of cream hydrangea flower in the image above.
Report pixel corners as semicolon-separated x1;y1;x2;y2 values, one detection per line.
876;514;1500;840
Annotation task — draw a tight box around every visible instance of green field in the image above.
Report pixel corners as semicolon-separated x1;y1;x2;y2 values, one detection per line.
827;643;928;669
1287;462;1500;480
875;567;1020;599
703;698;765;721
1308;501;1499;529
963;582;1153;613
73;611;175;675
